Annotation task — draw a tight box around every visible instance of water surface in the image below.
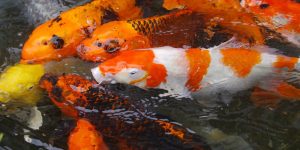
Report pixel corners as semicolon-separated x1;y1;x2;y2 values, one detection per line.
0;0;300;149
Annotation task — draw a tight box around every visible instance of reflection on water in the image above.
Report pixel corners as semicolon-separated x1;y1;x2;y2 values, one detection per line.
0;0;300;150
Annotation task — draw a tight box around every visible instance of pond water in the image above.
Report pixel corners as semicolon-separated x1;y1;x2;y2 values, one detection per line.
0;0;300;149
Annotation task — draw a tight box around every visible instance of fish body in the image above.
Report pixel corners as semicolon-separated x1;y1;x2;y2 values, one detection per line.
92;43;300;99
77;10;215;62
21;0;141;64
163;0;265;44
241;0;300;47
39;74;211;149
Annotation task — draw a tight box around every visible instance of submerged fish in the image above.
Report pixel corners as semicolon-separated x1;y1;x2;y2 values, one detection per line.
162;0;265;44
39;74;211;149
91;41;300;101
77;9;216;62
21;0;141;64
68;119;108;150
241;0;300;47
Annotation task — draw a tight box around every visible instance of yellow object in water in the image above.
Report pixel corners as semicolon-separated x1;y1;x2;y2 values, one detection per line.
0;64;44;104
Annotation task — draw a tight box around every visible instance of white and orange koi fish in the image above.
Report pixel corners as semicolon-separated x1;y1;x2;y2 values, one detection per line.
91;41;300;101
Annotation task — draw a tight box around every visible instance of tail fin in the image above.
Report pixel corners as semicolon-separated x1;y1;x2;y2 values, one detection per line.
256;70;300;105
253;55;300;106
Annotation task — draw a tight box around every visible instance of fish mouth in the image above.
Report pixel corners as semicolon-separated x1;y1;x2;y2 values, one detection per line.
129;73;149;85
77;44;108;62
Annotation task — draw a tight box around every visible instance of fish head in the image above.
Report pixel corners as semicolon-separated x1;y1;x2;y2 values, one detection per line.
21;19;83;64
77;21;150;62
91;50;167;88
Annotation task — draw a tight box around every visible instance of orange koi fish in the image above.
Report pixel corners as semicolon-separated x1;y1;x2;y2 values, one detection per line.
21;0;141;64
162;0;265;44
77;10;220;62
241;0;300;47
68;119;109;150
91;42;300;100
39;74;211;149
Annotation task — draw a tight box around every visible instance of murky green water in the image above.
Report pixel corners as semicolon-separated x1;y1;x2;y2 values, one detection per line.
0;0;300;149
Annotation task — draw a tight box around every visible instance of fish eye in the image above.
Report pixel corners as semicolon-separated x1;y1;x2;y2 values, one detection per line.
103;39;121;53
259;3;269;9
51;34;64;49
129;70;137;75
127;68;145;80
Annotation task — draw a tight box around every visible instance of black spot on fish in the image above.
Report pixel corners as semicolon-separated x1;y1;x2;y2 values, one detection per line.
52;87;63;102
82;27;92;38
53;16;62;22
51;35;64;49
101;8;119;25
260;3;270;9
40;74;58;86
104;39;121;53
49;16;62;27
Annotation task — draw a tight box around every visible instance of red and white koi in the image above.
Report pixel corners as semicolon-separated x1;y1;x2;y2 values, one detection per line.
91;40;300;99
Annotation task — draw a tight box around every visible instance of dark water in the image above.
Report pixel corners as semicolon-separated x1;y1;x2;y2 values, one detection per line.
0;0;300;150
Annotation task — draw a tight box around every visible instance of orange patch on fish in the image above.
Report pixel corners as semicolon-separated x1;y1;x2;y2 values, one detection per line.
156;120;185;140
244;0;300;32
276;82;300;99
273;55;298;71
163;0;183;10
251;87;281;108
68;119;108;150
221;48;261;77
171;0;242;11
185;48;211;91
147;61;167;87
99;50;167;87
163;0;264;44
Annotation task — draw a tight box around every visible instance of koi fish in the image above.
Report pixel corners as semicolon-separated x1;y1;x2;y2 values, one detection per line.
39;74;211;149
68;119;109;150
21;0;141;64
162;0;265;44
91;41;300;101
241;0;300;47
77;9;219;62
39;74;94;118
163;0;242;12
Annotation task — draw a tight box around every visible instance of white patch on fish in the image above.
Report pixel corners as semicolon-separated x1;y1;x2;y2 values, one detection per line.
272;14;291;28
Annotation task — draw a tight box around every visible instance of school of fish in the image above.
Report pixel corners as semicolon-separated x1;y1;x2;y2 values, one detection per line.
4;0;300;149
